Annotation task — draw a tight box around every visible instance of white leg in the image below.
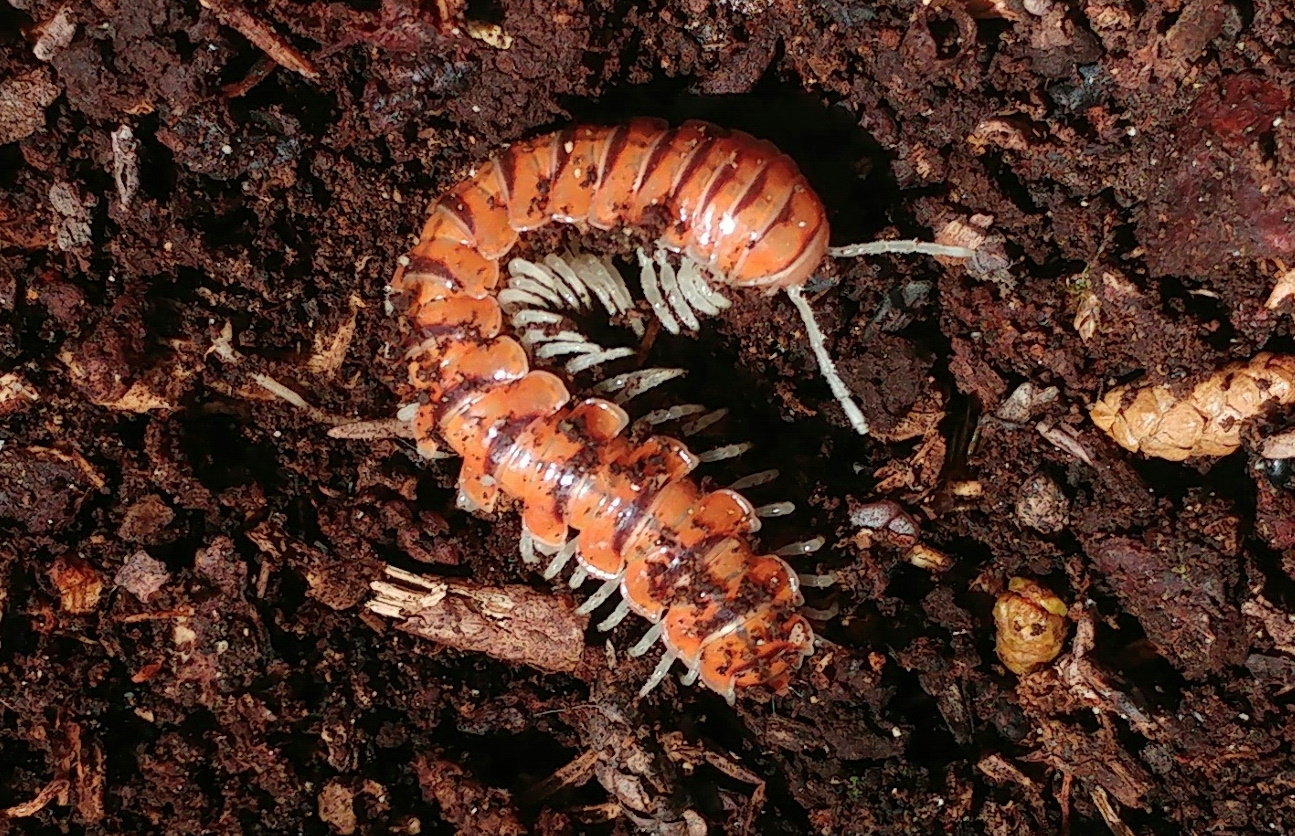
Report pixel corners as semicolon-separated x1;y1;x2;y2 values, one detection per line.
591;368;687;404
597;599;632;631
728;469;779;491
776;536;825;557
498;287;552;310
655;251;699;331
698;442;753;462
574;573;624;616
542;538;579;580
628;621;664;657
677;257;730;315
520;529;539;565
680;408;727;436
536;338;605;359
507;274;566;308
755;501;795;518
637;403;707;428
568;565;589;589
638;650;678;697
590;254;635;313
637;249;681;334
541;254;593;310
510;309;565;329
566;347;635;374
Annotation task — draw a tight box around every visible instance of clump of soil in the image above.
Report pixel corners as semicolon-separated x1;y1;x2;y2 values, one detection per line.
3;1;1295;834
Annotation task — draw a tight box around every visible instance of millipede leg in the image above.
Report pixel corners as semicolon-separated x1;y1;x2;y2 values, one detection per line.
574;573;624;616
638;403;707;428
568;565;589;589
827;240;975;259
677;257;730;316
680;408;727;437
755;501;796;518
656;252;699;331
728;469;780;491
638;249;681;334
797;572;837;588
785;285;870;436
678;665;700;687
566;347;635;374
596;599;631;632
519;529;539;565
698;442;753;462
800;603;840;621
628;622;663;657
542;539;579;580
776;536;825;557
638;650;678;698
591;367;687;405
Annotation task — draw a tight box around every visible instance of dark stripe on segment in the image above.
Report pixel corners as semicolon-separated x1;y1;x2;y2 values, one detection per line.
635;126;685;196
598;124;632;187
786;191;826;261
483;411;550;485
443;197;477;243
547;415;609;530
608;435;698;556
727;163;780;229
550;126;578;188
430;376;499;422
610;476;666;559
692;150;743;228
669;135;719;203
405;254;459;284
582;125;611;188
498;146;520;203
486;154;511;208
742;184;802;256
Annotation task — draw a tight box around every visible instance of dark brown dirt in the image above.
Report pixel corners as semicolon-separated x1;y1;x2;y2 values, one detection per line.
3;1;1295;834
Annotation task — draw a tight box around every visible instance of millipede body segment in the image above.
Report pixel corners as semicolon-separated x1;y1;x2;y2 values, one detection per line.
392;119;832;702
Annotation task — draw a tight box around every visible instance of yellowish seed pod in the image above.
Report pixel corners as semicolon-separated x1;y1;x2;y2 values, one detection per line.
1090;353;1295;461
993;577;1069;675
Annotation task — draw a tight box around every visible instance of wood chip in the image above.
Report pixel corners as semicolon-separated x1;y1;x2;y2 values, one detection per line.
0;67;60;145
110;125;140;210
368;565;588;674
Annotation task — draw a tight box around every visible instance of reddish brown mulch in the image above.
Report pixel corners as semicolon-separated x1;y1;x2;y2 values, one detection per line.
3;1;1295;834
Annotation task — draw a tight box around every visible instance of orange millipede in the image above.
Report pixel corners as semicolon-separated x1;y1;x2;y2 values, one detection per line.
388;118;969;703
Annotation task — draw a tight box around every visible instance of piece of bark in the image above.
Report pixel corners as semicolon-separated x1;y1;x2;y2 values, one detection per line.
367;566;588;674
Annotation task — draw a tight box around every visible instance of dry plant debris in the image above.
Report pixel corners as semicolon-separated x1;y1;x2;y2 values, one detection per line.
1091;352;1295;461
993;577;1069;675
367;565;589;674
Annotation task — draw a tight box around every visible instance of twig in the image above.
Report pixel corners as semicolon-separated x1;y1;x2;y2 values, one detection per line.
199;0;319;79
0;777;68;819
368;565;589;674
207;322;352;427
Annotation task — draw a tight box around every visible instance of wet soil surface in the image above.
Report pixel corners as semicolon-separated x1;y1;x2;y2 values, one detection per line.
3;1;1295;834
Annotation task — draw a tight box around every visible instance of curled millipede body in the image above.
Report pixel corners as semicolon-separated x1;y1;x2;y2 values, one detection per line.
1091;352;1295;462
389;119;958;702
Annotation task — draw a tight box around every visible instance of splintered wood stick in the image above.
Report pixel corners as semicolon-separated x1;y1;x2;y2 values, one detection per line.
368;565;589;674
